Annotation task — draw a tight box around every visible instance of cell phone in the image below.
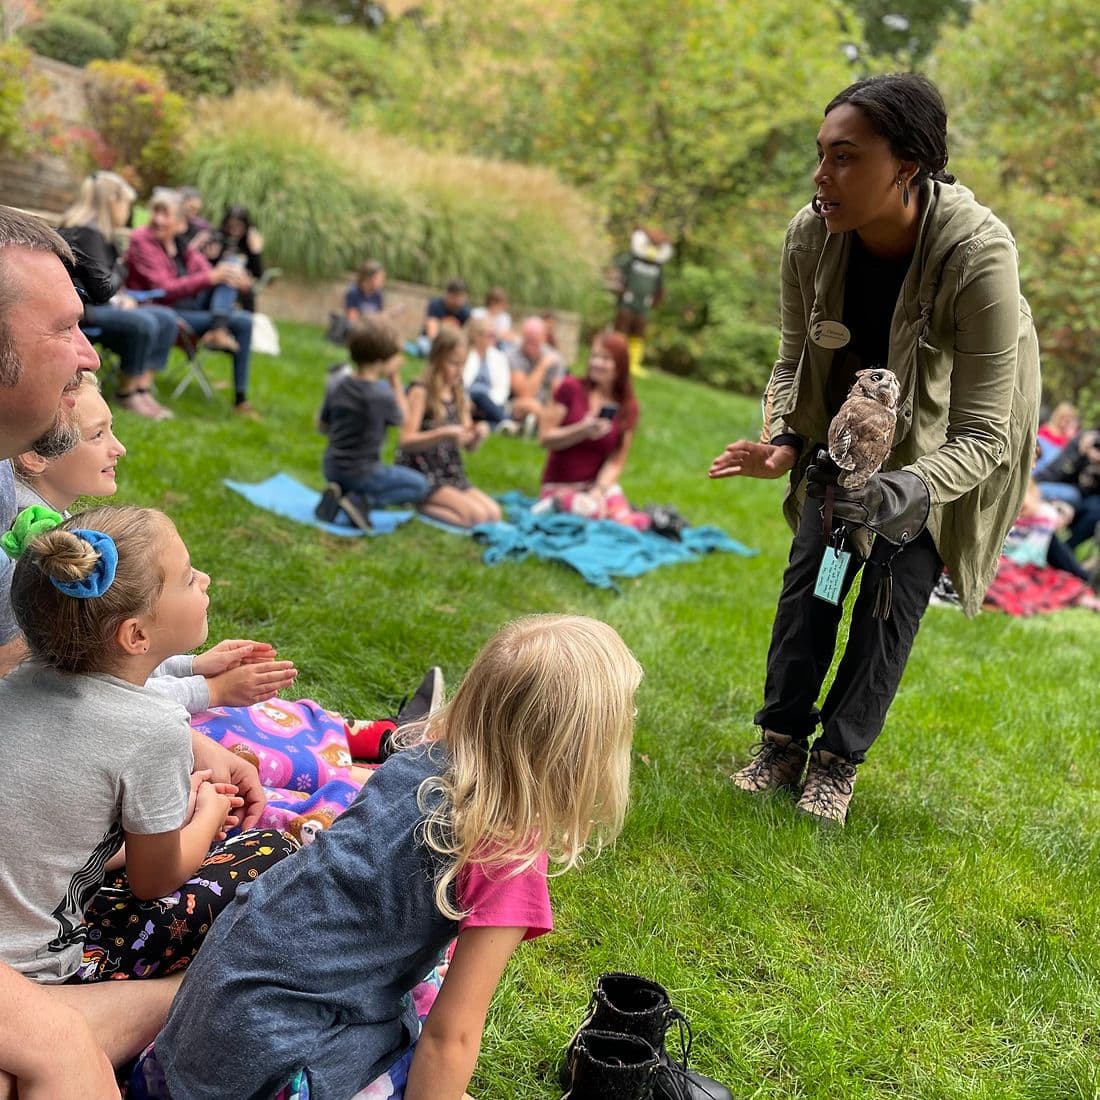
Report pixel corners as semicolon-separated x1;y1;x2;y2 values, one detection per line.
598;403;619;420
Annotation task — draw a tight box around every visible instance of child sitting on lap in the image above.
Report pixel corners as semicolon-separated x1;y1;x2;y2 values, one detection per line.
0;504;294;984
12;372;300;718
318;316;431;532
395;329;501;529
155;614;642;1100
11;372;442;844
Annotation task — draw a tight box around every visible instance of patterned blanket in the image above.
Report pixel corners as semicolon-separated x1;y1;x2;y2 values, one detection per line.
127;699;449;1099
190;698;371;843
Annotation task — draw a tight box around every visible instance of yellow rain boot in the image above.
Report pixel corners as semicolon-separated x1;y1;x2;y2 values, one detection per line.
628;336;648;377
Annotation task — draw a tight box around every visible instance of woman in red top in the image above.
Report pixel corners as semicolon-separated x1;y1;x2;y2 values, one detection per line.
125;191;258;417
538;331;650;529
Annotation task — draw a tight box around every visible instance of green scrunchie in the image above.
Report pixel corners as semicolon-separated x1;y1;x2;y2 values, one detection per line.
1;505;66;560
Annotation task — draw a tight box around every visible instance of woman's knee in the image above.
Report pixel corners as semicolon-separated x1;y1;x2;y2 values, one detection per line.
151;307;179;340
226;312;253;340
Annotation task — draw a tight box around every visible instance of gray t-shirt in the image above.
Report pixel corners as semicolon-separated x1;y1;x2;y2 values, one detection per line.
0;461;17;645
506;342;564;404
147;653;209;714
14;478;54;513
0;663;193;982
319;374;402;481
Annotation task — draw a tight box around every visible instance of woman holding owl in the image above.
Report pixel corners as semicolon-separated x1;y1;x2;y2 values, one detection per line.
709;73;1040;825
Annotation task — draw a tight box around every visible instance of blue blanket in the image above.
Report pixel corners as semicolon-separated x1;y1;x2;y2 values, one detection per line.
224;474;414;537
469;492;756;588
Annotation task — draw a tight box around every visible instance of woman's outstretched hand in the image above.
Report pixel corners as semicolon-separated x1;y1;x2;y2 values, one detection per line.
708;440;798;480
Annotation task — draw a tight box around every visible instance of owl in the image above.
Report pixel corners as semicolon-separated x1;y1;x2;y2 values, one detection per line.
828;368;901;489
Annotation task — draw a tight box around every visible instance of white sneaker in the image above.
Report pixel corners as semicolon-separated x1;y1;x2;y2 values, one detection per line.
497;418;520;436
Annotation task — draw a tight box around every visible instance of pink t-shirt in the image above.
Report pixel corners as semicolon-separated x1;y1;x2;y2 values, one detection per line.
456;851;553;941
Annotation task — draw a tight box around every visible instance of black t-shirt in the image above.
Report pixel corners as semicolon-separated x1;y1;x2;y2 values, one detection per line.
424;297;471;332
320;374;403;480
825;235;913;419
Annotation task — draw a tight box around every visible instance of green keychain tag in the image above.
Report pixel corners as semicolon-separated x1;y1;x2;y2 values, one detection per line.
813;546;851;604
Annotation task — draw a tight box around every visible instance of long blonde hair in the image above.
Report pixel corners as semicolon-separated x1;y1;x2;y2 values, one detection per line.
423;327;469;424
60;172;137;236
416;614;642;920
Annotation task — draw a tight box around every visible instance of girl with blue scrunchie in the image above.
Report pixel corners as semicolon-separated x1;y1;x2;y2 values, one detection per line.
0;505;295;985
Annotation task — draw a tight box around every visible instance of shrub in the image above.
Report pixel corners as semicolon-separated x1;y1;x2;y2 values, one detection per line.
290;26;393;114
128;0;291;99
642;196;791;392
188;135;391;280
648;262;779;395
187;87;607;309
1001;187;1100;425
82;60;188;193
53;0;141;56
0;42;33;156
19;11;118;66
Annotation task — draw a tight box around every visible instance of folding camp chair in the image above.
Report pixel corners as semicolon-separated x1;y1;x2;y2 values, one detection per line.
170;320;217;400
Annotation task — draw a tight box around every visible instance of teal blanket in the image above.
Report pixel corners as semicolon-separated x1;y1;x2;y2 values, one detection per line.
471;492;756;588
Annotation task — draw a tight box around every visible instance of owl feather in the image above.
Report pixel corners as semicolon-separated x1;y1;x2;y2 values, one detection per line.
827;368;901;490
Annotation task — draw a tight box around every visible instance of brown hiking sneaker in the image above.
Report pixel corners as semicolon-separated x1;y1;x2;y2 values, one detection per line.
731;730;808;793
796;748;858;826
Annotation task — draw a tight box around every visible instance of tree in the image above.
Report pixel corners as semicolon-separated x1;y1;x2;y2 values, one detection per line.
932;0;1100;413
845;0;972;62
932;0;1100;202
535;0;857;248
127;0;294;99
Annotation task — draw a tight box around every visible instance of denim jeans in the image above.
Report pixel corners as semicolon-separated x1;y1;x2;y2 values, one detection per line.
82;304;178;376
1036;481;1082;507
328;462;430;507
1066;493;1100;549
468;384;508;426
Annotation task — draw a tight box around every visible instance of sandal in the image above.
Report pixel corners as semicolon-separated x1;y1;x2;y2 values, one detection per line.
116;389;159;420
200;328;240;354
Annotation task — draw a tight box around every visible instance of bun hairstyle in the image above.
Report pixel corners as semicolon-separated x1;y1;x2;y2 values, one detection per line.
11;505;173;674
826;72;956;186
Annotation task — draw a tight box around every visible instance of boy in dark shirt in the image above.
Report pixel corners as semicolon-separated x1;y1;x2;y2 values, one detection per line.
317;317;430;530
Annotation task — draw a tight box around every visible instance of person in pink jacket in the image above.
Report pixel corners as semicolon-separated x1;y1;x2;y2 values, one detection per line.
125;190;258;418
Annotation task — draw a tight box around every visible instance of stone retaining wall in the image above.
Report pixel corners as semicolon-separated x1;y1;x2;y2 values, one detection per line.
0;56;86;212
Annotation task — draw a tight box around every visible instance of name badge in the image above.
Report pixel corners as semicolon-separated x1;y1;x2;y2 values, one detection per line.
813;547;851;605
810;320;851;349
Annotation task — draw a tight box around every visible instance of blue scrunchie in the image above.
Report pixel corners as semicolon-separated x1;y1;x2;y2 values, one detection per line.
50;528;118;599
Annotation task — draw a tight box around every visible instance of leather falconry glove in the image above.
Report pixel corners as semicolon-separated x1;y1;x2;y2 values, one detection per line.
806;454;930;547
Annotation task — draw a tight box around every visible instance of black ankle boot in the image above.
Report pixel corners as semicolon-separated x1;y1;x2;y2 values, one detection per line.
561;1030;659;1099
560;973;733;1100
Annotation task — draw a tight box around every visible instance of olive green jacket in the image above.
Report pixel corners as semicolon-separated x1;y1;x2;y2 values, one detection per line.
763;180;1041;615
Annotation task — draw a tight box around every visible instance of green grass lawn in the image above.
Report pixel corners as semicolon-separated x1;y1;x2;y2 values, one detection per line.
116;323;1100;1099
